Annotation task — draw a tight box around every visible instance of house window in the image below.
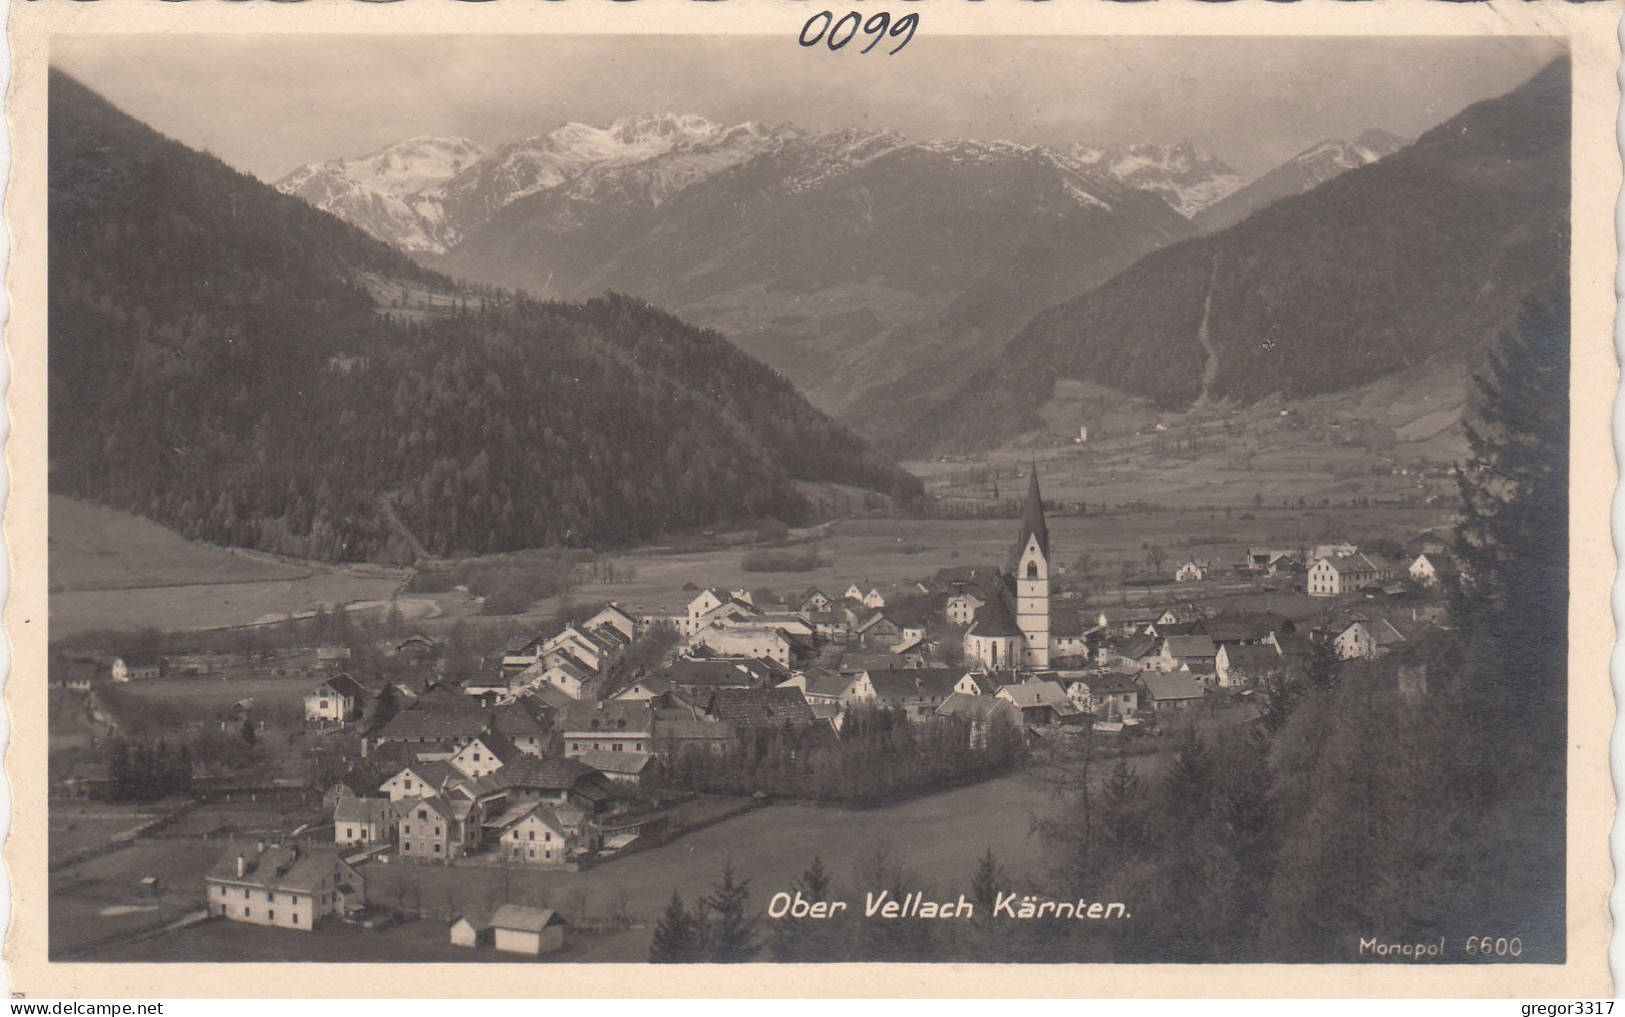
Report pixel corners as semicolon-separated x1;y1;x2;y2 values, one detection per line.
433;844;441;854
267;892;275;903
244;907;251;918
528;831;535;841
293;914;299;925
269;910;276;922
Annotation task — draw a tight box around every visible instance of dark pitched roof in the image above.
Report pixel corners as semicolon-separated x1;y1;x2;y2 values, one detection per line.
1161;635;1217;659
1221;644;1285;671
705;687;815;727
561;700;654;735
658;659;762;688
206;844;351;893
1082;673;1142;696
373;709;490;742
936;692;1022;723
315;673;368;701
865;668;961;700
1009;467;1050;570
970;593;1023;638
1115;634;1160;659
492;756;602;793
1051;605;1085;638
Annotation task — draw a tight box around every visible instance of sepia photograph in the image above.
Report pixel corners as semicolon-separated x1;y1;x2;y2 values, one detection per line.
29;23;1592;981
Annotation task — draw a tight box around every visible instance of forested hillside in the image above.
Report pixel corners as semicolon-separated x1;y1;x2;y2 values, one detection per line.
49;71;918;563
910;58;1569;453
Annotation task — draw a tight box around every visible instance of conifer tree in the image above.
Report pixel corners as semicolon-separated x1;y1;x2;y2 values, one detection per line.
971;848;1004;919
701;863;759;963
649;892;700;963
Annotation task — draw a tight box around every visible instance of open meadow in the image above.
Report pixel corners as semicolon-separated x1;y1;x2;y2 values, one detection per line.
51;496;414;638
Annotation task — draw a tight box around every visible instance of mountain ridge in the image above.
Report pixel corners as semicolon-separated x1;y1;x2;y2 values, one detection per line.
50;70;919;563
901;59;1568;454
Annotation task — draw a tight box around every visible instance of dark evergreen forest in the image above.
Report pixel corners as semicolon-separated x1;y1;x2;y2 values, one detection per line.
48;71;919;563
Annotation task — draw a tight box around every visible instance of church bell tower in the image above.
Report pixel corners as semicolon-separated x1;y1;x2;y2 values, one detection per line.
1012;467;1051;669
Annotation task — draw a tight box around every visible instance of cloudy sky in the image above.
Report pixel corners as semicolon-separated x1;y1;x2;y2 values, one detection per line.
53;34;1564;182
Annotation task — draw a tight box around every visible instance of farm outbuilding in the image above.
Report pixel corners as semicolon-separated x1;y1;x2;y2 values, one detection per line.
449;915;494;948
490;904;565;956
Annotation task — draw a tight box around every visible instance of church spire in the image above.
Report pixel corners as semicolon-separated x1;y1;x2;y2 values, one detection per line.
1011;464;1049;568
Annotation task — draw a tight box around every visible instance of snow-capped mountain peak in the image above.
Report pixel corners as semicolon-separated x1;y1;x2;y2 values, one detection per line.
1064;140;1244;218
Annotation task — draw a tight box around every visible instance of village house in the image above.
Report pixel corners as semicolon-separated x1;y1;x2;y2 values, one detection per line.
842;668;961;719
777;668;857;706
490;801;575;866
1094;607;1161;637
492;756;618;817
1083;673;1142;719
1307;553;1396;597
111;654;163;682
448;731;524;780
1330;618;1407;660
935;692;1024;747
799;588;832;613
206;844;362;930
378;761;465;802
802;609;851;644
491;904;567;956
853;613;902;648
1154;635;1219;674
1050;607;1090;665
653;716;737;758
1174;560;1208;583
1139;672;1207;715
946;593;985;627
1214;643;1286;687
952;671;1012;697
561;701;655;758
612;675;676;702
576;749;658;785
658;658;771;698
1408;553;1460;589
994;681;1083;727
688;625;792;667
368;709;493;754
334;796;398;848
862;588;887;609
303;669;367;724
1109;633;1162;672
396;794;483;863
394;634;443;661
1057;677;1094;713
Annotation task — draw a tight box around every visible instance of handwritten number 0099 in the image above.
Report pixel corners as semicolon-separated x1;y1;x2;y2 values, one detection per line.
800;12;919;55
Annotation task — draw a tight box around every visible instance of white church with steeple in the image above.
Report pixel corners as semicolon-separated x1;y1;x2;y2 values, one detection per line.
965;467;1052;671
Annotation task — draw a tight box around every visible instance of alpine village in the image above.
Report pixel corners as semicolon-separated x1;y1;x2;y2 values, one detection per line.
48;55;1568;966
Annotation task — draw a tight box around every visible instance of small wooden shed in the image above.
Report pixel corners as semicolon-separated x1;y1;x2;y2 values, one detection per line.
490;904;565;956
449;913;494;948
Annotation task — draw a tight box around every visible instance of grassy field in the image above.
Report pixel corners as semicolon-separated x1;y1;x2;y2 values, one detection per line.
50;496;311;592
51;495;414;638
76;768;1104;963
51;837;224;956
